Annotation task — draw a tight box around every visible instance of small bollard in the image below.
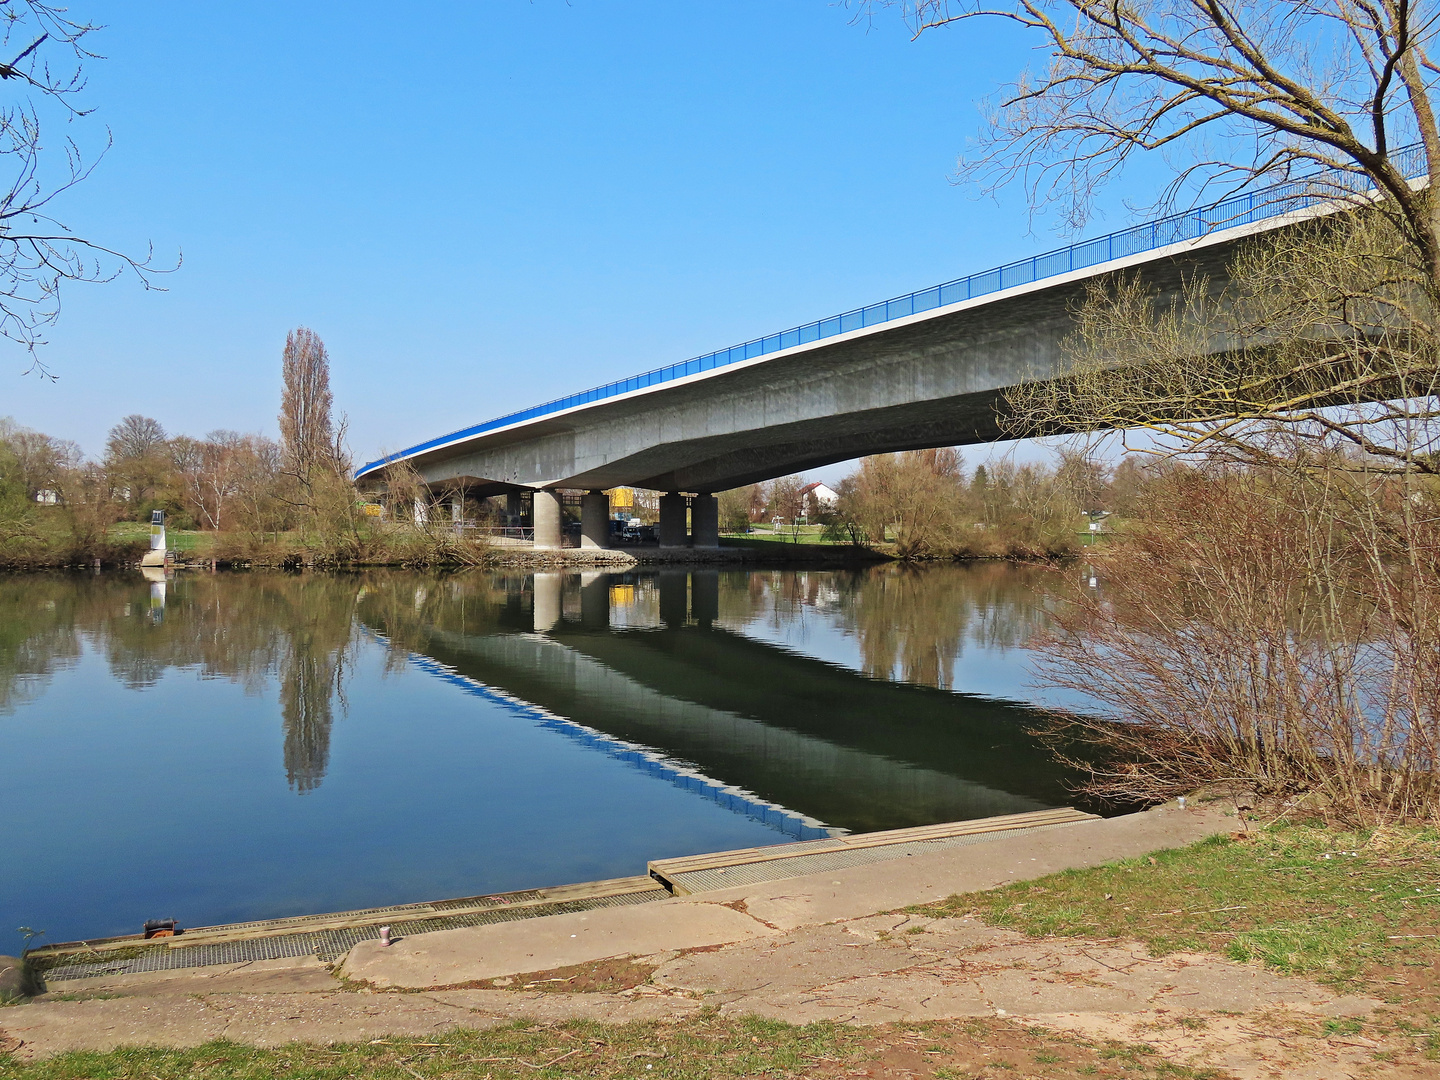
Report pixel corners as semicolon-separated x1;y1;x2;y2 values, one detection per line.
379;926;392;947
1177;796;1187;809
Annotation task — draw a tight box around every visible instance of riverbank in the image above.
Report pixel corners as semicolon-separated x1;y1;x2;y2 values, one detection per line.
0;539;892;572
8;804;1439;1077
2;517;1074;572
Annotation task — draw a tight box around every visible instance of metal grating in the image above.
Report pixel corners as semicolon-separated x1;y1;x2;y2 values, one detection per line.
39;889;664;983
661;821;1084;894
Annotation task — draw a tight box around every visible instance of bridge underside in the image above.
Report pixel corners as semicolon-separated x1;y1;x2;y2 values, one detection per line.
371;237;1235;503
431;388;1011;500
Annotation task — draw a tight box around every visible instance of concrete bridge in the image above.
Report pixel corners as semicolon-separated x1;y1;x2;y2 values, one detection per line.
357;172;1381;549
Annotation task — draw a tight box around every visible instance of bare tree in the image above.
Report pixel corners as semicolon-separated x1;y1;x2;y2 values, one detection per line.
105;414;166;462
867;0;1440;287
278;327;339;495
716;486;754;533
104;413;169;511
171;429;259;531
5;420;76;498
764;474;807;522
0;4;170;373
1010;209;1440;474
840;452;965;556
1030;462;1440;824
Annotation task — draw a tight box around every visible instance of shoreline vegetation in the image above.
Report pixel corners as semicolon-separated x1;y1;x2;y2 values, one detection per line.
1;432;1141;575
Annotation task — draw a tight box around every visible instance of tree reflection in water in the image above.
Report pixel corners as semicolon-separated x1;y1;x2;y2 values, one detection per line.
712;563;1053;691
0;565;1067;809
0;572;361;791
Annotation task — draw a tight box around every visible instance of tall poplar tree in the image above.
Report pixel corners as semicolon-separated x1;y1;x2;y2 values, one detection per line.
278;327;337;499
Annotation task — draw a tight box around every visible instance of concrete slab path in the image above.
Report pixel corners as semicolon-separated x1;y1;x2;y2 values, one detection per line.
340;802;1233;988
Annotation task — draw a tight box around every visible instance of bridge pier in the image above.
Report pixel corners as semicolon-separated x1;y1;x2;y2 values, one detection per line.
692;493;719;549
658;569;689;627
691;569;719;627
532;571;561;632
580;490;610;549
580;572;610;628
659;492;689;548
533;490;563;549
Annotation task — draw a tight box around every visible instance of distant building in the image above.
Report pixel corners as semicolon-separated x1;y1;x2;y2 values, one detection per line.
34;489;58;505
797;481;838;516
608;486;657;523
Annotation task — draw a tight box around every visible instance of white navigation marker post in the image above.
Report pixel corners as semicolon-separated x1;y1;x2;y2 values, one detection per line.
141;509;168;567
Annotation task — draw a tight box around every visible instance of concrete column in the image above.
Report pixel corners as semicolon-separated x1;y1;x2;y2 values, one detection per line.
658;569;689;628
691;569;719;628
450;494;463;532
692;493;719;549
532;489;563;549
659;492;689;548
579;571;610;629
581;490;610;549
532;571;562;632
413;496;429;525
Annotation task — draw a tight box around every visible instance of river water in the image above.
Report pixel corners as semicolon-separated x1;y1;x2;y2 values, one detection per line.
0;563;1093;949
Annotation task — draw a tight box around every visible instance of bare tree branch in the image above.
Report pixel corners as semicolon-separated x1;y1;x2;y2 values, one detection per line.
0;3;177;376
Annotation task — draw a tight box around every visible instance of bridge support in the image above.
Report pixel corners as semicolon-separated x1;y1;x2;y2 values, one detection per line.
413;496;429;525
506;491;524;527
533;490;563;549
532;571;561;632
580;572;610;628
692;569;719;627
659;492;688;548
691;493;719;549
450;494;463;532
658;569;689;627
580;490;610;549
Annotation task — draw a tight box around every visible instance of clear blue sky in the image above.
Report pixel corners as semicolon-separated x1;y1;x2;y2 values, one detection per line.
5;2;1164;479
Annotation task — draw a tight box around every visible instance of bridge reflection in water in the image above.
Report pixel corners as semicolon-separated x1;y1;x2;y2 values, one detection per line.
359;567;1087;836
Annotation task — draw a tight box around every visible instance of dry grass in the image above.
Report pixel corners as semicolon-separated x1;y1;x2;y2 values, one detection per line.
0;1014;1228;1080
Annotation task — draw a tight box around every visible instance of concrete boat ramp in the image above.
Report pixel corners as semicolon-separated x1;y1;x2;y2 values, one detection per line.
28;808;1096;984
10;801;1402;1079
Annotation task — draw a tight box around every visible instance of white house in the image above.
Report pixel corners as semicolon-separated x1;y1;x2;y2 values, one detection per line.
797;481;839;515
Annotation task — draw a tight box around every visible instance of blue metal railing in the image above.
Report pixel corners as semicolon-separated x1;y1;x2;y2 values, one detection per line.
357;145;1425;478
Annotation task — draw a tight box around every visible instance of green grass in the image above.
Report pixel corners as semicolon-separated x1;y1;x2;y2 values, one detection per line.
918;822;1440;995
107;522;216;554
720;530;849;548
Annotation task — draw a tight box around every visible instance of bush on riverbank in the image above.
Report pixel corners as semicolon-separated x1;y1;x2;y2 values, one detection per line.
1030;462;1440;825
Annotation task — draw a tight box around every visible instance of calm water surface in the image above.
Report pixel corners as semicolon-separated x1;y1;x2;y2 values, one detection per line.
0;564;1091;949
